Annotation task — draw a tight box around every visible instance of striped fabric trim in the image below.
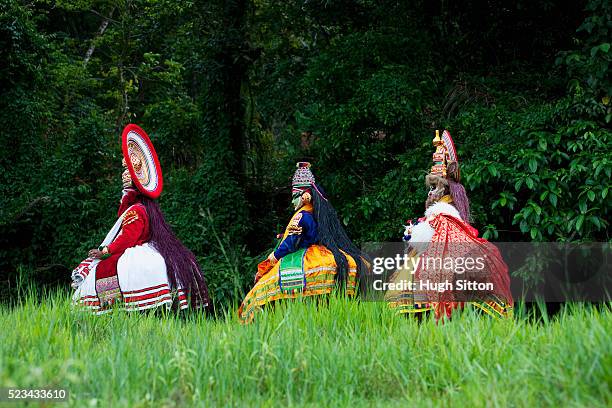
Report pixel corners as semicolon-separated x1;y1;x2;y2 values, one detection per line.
239;268;358;323
389;300;512;319
471;299;513;319
125;293;172;307
124;296;173;311
123;283;167;295
249;269;357;302
178;290;189;310
124;288;170;302
74;284;197;315
388;301;433;314
256;266;339;287
279;248;306;293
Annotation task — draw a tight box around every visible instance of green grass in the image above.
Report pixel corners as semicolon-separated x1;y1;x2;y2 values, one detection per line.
0;292;610;407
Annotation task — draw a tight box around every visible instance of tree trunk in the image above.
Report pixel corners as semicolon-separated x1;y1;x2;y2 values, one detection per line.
83;8;115;67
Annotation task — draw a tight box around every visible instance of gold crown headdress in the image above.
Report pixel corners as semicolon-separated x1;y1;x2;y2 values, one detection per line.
430;130;459;181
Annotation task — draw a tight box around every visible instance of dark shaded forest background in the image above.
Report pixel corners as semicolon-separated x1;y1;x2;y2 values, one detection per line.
1;0;610;307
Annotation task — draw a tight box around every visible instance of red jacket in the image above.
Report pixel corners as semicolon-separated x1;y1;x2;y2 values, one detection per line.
96;190;150;280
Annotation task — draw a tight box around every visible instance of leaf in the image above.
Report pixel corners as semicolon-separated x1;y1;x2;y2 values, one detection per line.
515;179;523;191
488;164;499;177
590;216;602;229
587;190;596;201
534;205;542;216
529;159;538;172
575;214;585;231
549;193;558;207
530;228;538;240
525;178;534;189
579;200;587;213
538;139;547;151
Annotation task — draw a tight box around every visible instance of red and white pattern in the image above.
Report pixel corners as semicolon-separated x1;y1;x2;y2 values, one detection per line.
121;124;163;199
71;258;94;288
441;130;458;162
407;200;513;320
72;243;188;314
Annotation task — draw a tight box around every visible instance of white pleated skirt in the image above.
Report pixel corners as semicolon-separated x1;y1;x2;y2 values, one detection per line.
72;243;188;314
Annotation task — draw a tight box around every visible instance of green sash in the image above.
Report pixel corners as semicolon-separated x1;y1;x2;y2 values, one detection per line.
278;248;307;293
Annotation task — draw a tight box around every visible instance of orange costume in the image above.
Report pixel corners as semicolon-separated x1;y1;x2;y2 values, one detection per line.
238;163;366;323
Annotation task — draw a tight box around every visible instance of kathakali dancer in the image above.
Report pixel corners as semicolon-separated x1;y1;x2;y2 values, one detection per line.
385;130;513;319
238;162;369;323
71;124;209;314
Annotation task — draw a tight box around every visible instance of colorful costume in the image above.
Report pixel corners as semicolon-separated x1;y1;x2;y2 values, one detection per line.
72;124;209;314
386;130;513;319
238;162;368;323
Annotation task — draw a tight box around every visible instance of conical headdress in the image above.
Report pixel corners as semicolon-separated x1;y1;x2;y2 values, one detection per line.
292;162;316;187
429;129;470;221
430;129;459;182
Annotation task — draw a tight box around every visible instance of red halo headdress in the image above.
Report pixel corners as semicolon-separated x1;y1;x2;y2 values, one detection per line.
121;124;163;199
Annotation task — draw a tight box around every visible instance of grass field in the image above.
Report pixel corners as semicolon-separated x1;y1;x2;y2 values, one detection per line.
0;292;610;407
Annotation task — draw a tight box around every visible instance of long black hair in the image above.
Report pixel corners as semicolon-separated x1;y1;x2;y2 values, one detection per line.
311;183;370;286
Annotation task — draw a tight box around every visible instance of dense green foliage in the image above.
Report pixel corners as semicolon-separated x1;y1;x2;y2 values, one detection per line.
1;0;610;306
0;293;610;406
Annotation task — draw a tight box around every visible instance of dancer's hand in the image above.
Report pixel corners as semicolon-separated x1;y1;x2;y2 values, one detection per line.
254;270;264;284
88;247;108;259
88;249;103;259
267;252;278;265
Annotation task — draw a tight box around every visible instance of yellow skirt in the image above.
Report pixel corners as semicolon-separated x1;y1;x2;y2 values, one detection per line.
238;245;358;323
